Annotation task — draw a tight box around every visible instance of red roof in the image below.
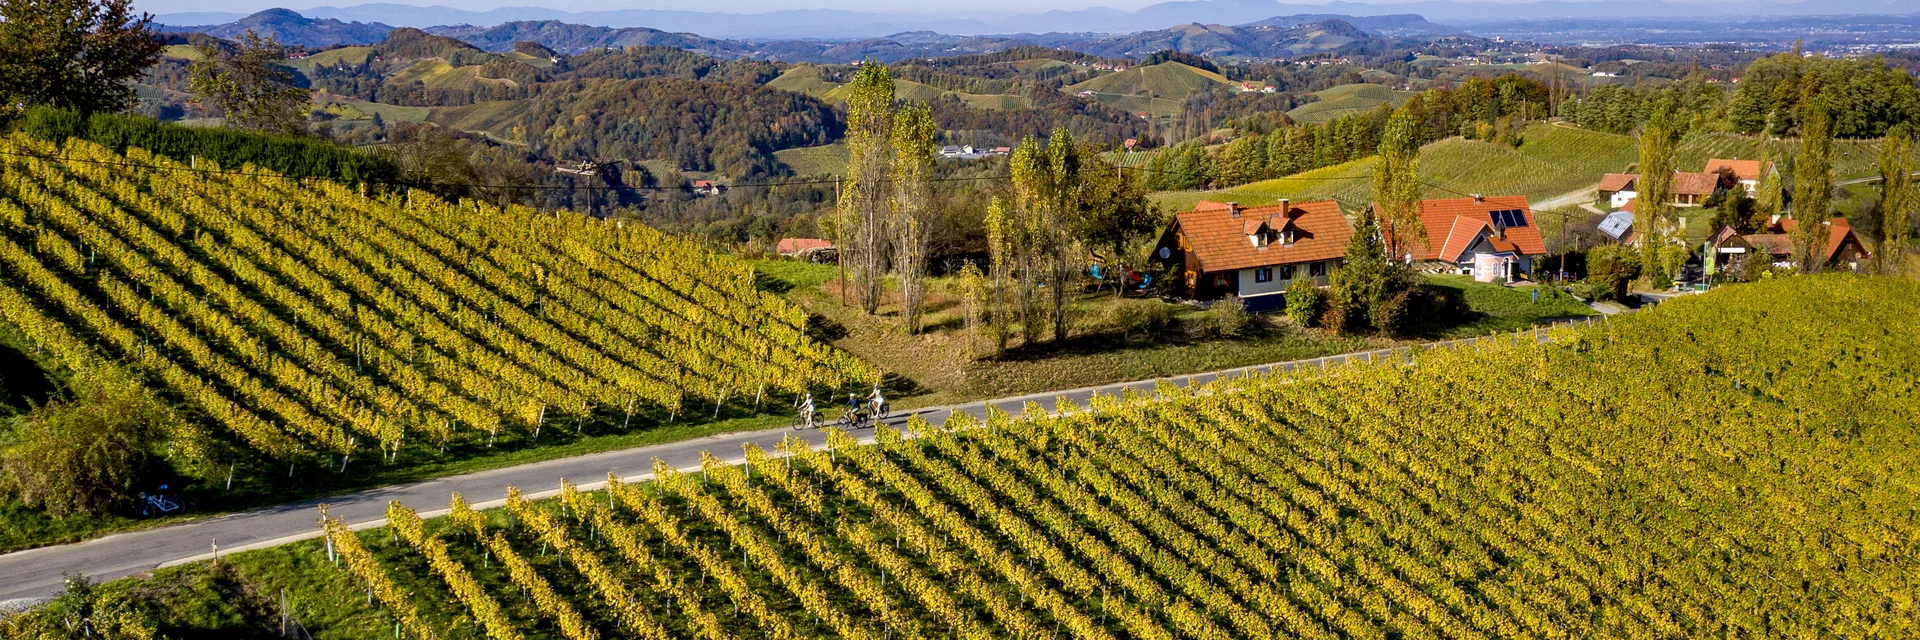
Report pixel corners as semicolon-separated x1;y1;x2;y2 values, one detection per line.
1673;171;1719;196
1597;171;1717;195
1770;217;1864;262
1381;195;1547;261
776;238;833;254
1173;200;1351;272
1598;173;1638;193
692;180;717;188
1704;158;1763;182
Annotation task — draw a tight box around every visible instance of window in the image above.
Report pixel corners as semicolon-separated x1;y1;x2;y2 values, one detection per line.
1309;262;1327;277
1279;265;1296;280
1254;267;1273;283
1250;233;1268;247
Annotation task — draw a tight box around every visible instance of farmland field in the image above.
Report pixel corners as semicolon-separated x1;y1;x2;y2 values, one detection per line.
1152;123;1889;215
1285;83;1417;124
773;143;849;177
62;274;1919;639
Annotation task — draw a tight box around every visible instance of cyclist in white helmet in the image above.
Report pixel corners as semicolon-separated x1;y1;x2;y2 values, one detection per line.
795;392;816;429
867;383;887;421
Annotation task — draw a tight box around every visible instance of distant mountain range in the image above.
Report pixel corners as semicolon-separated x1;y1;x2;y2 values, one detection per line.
157;0;1920;41
158;9;1442;62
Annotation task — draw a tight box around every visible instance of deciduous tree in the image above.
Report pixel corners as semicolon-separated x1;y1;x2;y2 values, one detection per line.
188;29;309;135
839;60;896;315
890;104;936;333
1373;108;1425;261
0;0;162;116
1792;98;1835;273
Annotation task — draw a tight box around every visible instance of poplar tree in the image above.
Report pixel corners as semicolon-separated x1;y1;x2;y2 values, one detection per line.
1876;123;1914;273
1373;108;1425;262
1009;138;1046;345
1636;105;1679;241
985;197;1014;355
1753;144;1785;229
838;61;895;314
889;104;936;333
1792;99;1835;273
1042;127;1082;342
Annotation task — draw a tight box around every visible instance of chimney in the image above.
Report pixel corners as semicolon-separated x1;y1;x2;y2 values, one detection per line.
1278;198;1290;213
1227;202;1240;217
1471;193;1485;204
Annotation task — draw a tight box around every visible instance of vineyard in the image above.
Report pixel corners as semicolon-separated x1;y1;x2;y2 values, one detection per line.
273;274;1917;639
0;135;872;472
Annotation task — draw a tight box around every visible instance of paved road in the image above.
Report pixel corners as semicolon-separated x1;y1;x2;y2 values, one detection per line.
0;319;1604;603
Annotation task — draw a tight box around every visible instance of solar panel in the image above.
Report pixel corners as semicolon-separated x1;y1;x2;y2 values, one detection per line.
1597;211;1635;239
1490;209;1528;228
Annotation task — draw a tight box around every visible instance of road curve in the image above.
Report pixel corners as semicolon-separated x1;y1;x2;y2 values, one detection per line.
0;319;1602;602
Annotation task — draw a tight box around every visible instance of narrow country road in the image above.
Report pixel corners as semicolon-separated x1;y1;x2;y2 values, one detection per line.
0;317;1608;603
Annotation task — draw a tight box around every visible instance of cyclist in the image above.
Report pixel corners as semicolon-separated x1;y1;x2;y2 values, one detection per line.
867;383;888;421
795;392;816;429
844;393;863;428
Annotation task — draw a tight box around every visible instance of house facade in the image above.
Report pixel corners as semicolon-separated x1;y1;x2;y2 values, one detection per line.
1382;195;1547;283
1150;199;1351;304
1597;170;1722;208
1716;216;1871;271
1704;158;1764;194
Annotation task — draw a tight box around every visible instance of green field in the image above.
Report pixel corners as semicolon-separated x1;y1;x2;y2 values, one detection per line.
773;143;848;177
426;99;532;140
772;66;1025;110
1286;83;1417;124
312;93;432;123
1153;124;1890;216
1154;123;1640;212
1066;62;1230;116
32;275;1918;639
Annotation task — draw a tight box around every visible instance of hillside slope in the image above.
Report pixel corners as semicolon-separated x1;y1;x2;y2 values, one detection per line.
82;273;1920;639
0;135;872;510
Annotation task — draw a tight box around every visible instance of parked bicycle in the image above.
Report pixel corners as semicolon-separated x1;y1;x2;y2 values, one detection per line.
137;485;183;518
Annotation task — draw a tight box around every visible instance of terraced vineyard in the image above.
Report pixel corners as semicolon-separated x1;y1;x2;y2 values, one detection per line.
0;136;872;468
275;274;1916;639
1285;83;1418;124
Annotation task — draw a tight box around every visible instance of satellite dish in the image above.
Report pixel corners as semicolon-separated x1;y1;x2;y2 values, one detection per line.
1158;247;1172;259
1598;211;1635;240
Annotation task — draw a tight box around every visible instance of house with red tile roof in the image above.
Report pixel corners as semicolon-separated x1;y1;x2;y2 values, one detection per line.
1722;216;1870;271
1593;170;1724;208
1380;195;1546;283
1150;199;1352;302
1704;158;1766;193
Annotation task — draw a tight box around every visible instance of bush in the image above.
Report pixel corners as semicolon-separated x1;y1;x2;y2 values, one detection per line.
1210;294;1251;337
1284;278;1323;327
1370;288;1416;337
1096;298;1176;343
1587;244;1641;301
1;376;167;518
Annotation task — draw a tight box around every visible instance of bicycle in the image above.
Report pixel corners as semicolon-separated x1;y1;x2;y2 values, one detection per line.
137;485;183;518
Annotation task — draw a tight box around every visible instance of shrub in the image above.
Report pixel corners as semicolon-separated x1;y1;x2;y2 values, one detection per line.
1284;278;1323;327
1587;244;1641;301
1370;288;1416;337
1097;298;1176;343
1;375;167;517
1211;294;1250;337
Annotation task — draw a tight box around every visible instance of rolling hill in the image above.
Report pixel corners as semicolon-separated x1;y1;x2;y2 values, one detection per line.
1065;18;1377;59
1066;61;1230;116
771;65;1030;110
1285;83;1418;123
